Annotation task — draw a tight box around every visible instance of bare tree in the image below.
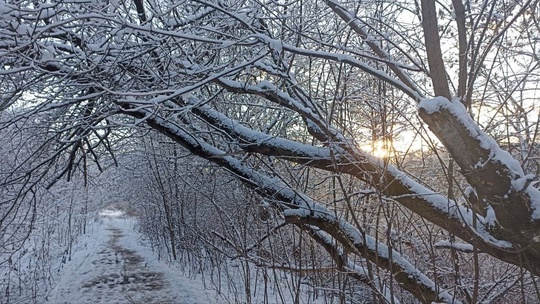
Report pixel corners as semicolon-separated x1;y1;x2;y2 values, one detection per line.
1;0;540;302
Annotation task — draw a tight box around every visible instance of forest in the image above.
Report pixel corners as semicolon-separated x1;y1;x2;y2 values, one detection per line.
1;0;540;303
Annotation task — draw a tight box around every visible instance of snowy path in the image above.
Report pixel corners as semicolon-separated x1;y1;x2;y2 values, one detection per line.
48;211;214;304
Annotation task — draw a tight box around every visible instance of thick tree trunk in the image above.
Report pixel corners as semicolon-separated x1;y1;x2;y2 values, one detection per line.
418;97;540;263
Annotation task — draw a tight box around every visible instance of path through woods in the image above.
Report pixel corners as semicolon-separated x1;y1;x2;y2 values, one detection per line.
49;210;213;304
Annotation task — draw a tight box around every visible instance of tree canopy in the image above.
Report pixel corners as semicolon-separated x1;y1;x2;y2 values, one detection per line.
1;0;540;302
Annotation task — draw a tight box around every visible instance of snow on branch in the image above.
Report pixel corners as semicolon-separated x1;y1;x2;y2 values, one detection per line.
307;227;401;304
119;95;530;271
323;0;422;96
419;97;524;177
433;240;475;253
214;78;346;144
179;96;514;251
285;211;460;303
251;34;422;101
418;97;540;232
121;106;459;303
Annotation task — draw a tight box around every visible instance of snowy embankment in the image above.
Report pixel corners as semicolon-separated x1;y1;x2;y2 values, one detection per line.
47;210;214;304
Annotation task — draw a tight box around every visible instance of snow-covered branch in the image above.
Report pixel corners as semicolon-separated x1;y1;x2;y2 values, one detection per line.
120;105;457;302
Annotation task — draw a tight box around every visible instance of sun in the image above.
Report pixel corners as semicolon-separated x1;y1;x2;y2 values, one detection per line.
361;140;390;158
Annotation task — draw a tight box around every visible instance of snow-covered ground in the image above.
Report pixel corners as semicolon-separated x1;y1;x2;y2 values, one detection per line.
47;210;215;304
